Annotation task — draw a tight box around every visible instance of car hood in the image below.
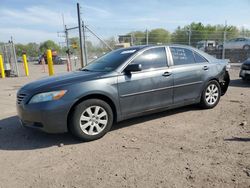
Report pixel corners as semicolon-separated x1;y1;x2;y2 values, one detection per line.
20;71;106;92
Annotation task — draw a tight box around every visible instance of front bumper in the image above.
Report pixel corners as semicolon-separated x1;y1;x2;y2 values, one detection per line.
240;69;250;80
17;100;72;133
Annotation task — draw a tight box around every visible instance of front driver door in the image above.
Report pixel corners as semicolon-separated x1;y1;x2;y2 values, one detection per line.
118;47;174;117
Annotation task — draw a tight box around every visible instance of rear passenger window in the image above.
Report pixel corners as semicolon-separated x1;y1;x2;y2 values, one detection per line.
131;47;167;70
194;52;208;63
170;47;195;65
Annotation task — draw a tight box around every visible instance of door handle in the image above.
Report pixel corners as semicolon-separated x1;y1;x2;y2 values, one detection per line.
203;66;209;70
162;72;172;77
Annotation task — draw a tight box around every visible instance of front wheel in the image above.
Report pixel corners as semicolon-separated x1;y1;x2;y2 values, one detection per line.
69;99;113;141
200;80;221;109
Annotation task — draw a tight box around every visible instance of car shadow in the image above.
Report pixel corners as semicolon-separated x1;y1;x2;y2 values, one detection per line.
112;105;201;131
224;137;250;142
0;116;79;150
229;78;250;88
0;105;201;151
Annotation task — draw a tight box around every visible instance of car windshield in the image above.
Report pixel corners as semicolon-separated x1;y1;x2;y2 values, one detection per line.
82;48;138;72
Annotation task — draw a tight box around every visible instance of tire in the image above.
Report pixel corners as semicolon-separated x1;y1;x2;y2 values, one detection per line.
69;99;113;141
243;45;250;51
200;80;221;109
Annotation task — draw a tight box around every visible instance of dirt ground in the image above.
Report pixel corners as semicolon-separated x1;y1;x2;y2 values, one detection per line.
0;63;249;188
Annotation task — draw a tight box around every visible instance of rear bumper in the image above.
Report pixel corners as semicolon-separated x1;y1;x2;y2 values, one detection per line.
17;100;72;133
220;71;230;96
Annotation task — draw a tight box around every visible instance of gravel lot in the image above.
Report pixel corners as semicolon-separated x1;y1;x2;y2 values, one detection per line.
0;63;249;188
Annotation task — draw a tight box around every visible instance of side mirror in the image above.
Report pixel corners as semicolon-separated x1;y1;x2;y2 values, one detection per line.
124;64;142;73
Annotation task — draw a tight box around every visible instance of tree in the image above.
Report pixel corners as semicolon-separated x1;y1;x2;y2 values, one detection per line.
26;43;39;57
171;22;240;46
15;44;28;57
148;28;170;44
239;27;250;38
171;26;189;45
39;40;60;54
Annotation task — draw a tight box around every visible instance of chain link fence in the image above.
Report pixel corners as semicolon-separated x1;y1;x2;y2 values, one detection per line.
0;42;19;77
63;27;250;64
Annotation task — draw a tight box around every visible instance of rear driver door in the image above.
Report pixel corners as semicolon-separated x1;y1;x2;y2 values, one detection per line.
169;47;208;104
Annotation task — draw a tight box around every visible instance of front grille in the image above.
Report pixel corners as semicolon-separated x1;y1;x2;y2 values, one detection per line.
17;93;27;104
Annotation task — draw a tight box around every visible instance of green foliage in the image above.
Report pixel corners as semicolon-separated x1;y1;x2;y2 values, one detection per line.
26;43;40;57
171;26;189;45
6;22;246;59
15;44;28;57
171;22;240;46
39;40;60;54
148;28;170;44
121;29;170;45
130;31;146;45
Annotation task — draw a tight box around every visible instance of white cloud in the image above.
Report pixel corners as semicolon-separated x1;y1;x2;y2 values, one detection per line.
0;6;78;43
0;28;59;44
84;5;112;18
0;6;76;27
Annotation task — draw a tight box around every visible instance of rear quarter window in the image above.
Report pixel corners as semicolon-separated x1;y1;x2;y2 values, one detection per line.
193;52;208;63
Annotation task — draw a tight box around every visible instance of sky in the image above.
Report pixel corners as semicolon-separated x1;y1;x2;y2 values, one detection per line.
0;0;250;44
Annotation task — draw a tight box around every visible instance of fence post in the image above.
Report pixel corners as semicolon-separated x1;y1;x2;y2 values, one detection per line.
22;54;29;76
0;55;5;78
222;21;227;59
47;49;54;76
188;27;191;46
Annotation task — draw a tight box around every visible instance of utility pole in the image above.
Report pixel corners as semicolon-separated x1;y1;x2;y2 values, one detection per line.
146;29;149;45
222;20;227;59
77;3;85;68
82;21;88;65
65;25;72;71
130;33;133;46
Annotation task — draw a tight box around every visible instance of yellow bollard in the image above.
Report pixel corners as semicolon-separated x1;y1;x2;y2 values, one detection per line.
47;50;54;76
22;54;29;76
0;55;5;78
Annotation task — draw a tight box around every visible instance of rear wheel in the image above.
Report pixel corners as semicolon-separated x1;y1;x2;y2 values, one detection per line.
200;80;221;109
69;99;113;141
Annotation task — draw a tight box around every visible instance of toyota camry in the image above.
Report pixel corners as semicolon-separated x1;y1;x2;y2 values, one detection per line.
17;45;230;141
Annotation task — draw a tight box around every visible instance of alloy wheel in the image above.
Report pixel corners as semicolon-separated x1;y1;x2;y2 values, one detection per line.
79;106;108;135
205;84;219;105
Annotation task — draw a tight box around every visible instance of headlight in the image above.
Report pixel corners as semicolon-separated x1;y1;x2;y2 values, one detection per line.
29;90;67;104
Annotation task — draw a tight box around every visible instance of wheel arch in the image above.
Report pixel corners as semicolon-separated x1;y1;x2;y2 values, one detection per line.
199;77;220;100
67;94;118;131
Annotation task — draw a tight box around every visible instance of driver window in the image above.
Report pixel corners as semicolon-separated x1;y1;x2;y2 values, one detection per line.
130;47;168;70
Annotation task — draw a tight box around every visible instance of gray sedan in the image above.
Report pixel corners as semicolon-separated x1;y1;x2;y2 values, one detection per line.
17;45;230;141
